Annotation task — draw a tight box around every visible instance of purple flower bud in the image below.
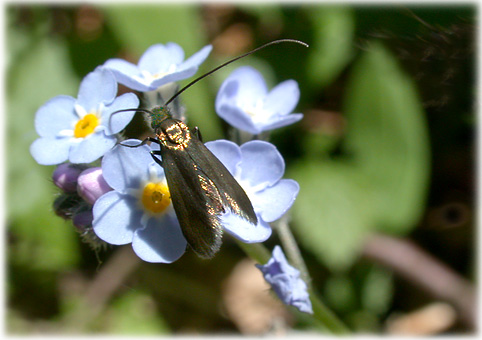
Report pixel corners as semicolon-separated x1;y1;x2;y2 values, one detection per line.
52;163;84;193
73;209;94;231
77;167;112;205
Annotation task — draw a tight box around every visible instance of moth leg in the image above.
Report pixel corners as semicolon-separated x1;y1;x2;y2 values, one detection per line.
150;150;163;167
192;127;203;142
119;137;161;148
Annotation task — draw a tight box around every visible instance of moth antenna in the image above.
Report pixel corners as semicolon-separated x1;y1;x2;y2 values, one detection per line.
108;107;153;133
164;39;309;107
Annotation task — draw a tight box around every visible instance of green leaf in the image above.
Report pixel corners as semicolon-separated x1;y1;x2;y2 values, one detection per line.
104;291;169;334
101;5;205;56
323;275;356;313
343;42;430;234
290;160;375;271
360;266;393;315
306;6;355;88
7;28;80;270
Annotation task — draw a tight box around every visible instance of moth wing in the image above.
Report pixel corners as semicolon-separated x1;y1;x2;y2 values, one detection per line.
160;146;224;259
186;137;258;226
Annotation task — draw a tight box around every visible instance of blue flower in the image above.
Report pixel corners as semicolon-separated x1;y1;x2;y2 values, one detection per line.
256;246;313;314
30;67;139;165
205;139;299;242
92;138;297;263
215;66;303;134
92;140;187;263
103;42;212;92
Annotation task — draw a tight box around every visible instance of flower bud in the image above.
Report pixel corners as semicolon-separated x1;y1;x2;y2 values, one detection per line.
77;167;112;205
72;209;93;231
53;193;83;219
52;163;85;193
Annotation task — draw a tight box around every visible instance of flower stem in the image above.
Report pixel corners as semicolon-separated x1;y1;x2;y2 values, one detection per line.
274;215;310;284
309;288;350;334
236;240;350;334
235;240;271;263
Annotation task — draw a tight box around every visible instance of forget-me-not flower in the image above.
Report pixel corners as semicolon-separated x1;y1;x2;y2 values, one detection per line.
206;139;299;241
103;42;212;92
215;66;303;134
30;67;139;165
92;138;298;263
92;140;187;263
256;245;313;314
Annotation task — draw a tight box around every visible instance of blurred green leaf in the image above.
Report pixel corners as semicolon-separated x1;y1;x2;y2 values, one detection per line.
291;161;375;270
101;5;220;140
306;6;355;88
343;42;430;234
104;291;169;334
323;275;356;313
7;27;80;270
101;5;205;56
292;42;429;270
360;266;393;315
347;310;380;332
239;4;283;28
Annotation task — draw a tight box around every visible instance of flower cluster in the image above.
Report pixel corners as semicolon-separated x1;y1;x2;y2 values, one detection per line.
31;41;309;310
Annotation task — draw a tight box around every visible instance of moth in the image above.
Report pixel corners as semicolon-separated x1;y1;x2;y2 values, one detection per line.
115;39;308;258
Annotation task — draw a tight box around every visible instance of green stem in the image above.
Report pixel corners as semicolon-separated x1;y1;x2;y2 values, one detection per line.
235;240;271;263
275;215;311;284
309;288;350;334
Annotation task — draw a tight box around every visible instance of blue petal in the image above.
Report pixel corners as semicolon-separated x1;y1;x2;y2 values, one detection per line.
291;281;313;314
104;58;140;77
272;245;299;276
102;92;139;135
257;246;313;314
178;44;212;70
77;68;117;112
217;66;268;107
216;104;261;134
239;141;285;189
93;191;144;245
132;214;187;263
260;113;304;132
138;43;184;74
269;274;294;300
263;80;300;116
101;140;153;192
30;137;70;165
204;139;241;175
34;95;77;137
164;42;185;64
252;179;299;222
222;211;272;243
69;132;116;164
103;58;150;91
148;68;199;90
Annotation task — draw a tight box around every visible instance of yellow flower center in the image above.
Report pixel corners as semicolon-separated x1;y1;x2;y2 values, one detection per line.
141;182;171;214
74;113;100;138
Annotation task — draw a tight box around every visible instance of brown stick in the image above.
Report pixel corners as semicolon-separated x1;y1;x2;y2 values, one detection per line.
62;245;141;332
361;233;476;329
